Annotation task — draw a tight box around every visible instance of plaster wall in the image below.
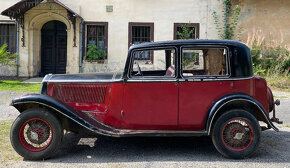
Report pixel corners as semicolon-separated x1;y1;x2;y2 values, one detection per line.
0;0;223;76
239;0;290;48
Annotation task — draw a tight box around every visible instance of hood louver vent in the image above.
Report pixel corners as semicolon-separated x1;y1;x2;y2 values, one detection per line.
52;84;107;104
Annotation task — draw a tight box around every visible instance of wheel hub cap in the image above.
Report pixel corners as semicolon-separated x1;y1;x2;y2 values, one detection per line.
30;131;39;141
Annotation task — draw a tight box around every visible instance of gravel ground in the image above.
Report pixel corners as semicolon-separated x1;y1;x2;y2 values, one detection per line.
0;90;289;168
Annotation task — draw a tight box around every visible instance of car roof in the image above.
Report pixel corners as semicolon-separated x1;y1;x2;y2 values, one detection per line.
129;39;249;50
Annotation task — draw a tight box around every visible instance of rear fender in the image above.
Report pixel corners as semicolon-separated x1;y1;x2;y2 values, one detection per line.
206;94;279;135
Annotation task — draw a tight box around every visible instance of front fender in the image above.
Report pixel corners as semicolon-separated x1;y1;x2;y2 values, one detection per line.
10;94;118;136
206;94;279;135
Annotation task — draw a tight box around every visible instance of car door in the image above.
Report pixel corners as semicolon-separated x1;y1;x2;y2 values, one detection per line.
178;46;231;130
122;47;178;129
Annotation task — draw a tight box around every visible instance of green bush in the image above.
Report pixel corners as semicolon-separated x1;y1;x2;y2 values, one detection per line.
84;44;107;61
0;44;17;65
246;30;290;76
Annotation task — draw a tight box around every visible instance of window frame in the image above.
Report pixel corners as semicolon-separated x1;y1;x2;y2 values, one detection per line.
0;21;17;54
180;45;231;79
82;21;108;61
128;22;154;62
173;23;200;40
127;46;178;81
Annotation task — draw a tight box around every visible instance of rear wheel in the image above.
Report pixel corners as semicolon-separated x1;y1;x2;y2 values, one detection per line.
10;108;63;160
211;109;261;159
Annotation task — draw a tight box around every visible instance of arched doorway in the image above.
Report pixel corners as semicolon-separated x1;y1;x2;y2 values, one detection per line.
41;20;67;76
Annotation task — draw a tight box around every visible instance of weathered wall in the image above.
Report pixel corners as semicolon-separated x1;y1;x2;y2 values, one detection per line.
0;64;17;76
0;0;223;76
79;0;223;72
238;0;290;48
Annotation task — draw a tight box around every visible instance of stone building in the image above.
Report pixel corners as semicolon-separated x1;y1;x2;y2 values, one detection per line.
0;0;222;77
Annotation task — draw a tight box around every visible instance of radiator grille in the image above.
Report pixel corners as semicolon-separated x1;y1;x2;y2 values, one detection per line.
52;84;107;104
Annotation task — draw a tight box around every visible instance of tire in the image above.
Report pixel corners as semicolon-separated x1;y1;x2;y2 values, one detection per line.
10;108;63;160
211;109;261;159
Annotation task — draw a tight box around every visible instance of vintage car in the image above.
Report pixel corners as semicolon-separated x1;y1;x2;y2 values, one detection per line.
10;40;282;160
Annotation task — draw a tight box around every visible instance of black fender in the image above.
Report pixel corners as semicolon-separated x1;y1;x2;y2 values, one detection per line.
206;94;279;135
10;94;118;137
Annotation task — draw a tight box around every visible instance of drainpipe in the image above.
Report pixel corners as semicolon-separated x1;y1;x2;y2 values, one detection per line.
16;21;19;77
79;18;84;73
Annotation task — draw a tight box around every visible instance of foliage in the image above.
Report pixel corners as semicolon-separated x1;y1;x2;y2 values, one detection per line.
246;29;290;76
265;75;290;92
0;44;17;65
212;0;241;40
177;24;198;67
0;80;41;92
177;24;195;40
84;44;107;61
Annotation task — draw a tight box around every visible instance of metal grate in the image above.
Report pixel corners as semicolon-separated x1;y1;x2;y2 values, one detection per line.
132;26;151;60
0;24;16;53
52;84;107;104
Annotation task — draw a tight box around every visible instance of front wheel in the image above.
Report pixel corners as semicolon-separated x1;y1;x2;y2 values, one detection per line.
211;109;261;159
10;108;63;160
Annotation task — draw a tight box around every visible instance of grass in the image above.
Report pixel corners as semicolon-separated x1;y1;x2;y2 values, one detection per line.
0;80;41;92
0;120;21;166
265;75;290;92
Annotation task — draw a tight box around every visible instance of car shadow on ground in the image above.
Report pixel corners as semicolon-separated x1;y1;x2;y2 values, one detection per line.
23;128;290;164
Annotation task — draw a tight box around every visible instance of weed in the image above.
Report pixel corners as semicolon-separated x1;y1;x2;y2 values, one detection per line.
0;120;21;165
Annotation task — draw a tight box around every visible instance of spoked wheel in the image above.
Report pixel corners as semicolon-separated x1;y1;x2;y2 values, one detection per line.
11;108;63;160
221;118;254;151
19;118;53;152
212;110;261;159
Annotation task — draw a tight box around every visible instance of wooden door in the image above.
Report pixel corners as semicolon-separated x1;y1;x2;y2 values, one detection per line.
41;21;67;76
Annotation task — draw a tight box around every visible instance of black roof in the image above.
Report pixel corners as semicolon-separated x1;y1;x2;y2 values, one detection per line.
129;39;249;50
127;39;253;78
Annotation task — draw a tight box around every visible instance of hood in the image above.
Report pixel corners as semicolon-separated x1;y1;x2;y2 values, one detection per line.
43;72;123;83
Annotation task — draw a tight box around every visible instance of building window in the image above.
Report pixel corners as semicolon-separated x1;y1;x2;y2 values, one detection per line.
129;22;154;62
83;22;108;61
174;23;200;40
0;23;16;53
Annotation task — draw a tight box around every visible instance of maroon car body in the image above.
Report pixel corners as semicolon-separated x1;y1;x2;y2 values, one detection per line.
10;40;282;160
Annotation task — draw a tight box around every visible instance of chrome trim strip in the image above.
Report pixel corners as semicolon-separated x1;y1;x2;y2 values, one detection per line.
127;79;178;83
208;98;279;135
47;79;124;83
117;129;207;135
179;76;254;82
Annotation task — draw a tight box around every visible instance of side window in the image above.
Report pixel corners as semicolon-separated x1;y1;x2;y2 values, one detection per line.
182;48;227;77
130;48;176;78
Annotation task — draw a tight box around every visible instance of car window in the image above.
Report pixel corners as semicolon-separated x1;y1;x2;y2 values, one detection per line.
130;48;176;78
182;48;228;77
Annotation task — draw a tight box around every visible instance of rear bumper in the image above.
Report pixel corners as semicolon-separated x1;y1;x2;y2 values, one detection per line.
271;99;283;124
